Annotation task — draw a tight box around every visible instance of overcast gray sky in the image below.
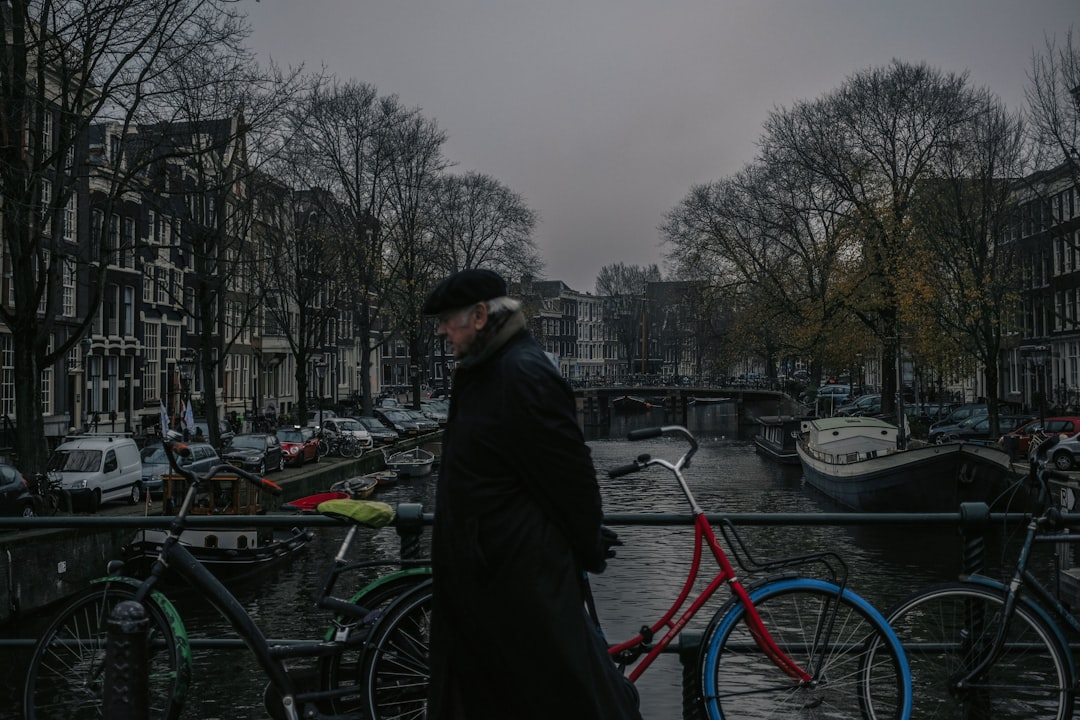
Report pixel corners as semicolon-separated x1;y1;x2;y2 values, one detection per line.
246;1;1078;294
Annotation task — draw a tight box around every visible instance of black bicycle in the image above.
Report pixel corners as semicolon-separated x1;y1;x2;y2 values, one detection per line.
875;434;1080;719
22;439;432;720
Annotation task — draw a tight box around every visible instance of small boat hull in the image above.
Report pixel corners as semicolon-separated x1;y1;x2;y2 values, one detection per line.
124;526;314;581
752;415;803;465
385;448;435;478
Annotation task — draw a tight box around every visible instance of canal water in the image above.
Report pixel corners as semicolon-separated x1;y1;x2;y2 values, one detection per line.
1;405;1038;719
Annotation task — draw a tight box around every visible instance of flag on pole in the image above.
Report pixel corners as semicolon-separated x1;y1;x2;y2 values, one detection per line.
184;401;195;435
160;399;169;437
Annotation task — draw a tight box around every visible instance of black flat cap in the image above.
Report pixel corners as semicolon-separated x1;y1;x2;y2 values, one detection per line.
422;268;508;315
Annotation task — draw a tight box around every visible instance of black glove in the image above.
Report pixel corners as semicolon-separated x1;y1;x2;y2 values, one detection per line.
600;525;622;560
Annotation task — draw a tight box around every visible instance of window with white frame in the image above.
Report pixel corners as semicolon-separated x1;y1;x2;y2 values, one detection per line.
123;286;134;337
172;269;182;305
143;265;154;303
156;268;168;304
122;217;135;268
40;179;52;234
62;258;75;317
63;194;76;242
0;334;12;416
41;110;53;157
163;325;179;367
144;322;160;402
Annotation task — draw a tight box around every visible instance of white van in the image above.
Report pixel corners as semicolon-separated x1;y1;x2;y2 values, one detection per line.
46;434;143;510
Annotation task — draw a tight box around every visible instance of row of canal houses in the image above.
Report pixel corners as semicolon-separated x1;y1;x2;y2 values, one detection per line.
2;98;1079;446
0;95;708;448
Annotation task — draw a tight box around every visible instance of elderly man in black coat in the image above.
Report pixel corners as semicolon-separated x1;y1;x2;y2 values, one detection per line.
423;269;641;720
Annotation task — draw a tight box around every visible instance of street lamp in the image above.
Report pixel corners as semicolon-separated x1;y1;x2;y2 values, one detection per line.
178;349;196;438
315;359;328;428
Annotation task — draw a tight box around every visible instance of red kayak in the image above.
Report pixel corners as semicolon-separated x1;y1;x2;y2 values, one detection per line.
281;491;349;513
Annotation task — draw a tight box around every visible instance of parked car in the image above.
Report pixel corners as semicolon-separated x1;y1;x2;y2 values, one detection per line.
221;433;285;474
192;419;236;448
815;384;851;405
942;414;1036;444
319;417;374;452
1040;431;1080;470
355;416;400;446
910;402;956;423
928;404;988;437
0;462;35;517
399;408;440;433
139;441;220;497
276;427;320;467
46;434;144;509
835;394;881;417
372;408;422;437
997;416;1080;459
420;399;449;425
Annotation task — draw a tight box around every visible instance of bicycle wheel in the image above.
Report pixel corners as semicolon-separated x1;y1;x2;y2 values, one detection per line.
362;580;433;720
701;577;911;719
23;580;190;720
321;571;432;715
880;581;1072;720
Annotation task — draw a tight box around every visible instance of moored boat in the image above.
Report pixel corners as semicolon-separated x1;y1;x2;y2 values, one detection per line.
752;415;802;465
612;395;652;413
124;472;313;580
330;473;380;498
796;415;1016;512
384;447;435;478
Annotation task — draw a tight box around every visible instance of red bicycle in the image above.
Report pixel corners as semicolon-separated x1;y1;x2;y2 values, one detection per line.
361;425;913;719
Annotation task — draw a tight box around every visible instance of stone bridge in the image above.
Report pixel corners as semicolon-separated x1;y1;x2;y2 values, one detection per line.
573;386;806;438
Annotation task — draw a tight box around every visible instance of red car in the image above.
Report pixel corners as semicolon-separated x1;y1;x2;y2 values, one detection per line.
276;426;320;467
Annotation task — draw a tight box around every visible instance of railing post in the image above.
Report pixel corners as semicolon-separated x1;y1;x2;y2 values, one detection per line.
104;599;149;720
679;630;705;720
958;501;991;576
396;502;425;559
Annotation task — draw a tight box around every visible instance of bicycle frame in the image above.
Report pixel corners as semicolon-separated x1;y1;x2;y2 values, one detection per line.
602;425;848;685
948;515;1080;687
117;463;426;717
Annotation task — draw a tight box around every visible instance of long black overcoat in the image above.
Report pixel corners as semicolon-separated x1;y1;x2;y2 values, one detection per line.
427;327;641;719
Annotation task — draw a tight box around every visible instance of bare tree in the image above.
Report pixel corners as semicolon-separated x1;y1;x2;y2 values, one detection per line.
1026;26;1080;183
427;171;542;280
0;0;251;470
760;60;980;413
381;110;448;408
662;160;862;384
283;82;418;416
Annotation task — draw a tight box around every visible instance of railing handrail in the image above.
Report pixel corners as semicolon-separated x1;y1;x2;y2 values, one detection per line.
0;507;1058;531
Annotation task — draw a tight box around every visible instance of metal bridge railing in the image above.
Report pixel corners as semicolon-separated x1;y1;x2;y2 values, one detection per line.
0;503;1053;719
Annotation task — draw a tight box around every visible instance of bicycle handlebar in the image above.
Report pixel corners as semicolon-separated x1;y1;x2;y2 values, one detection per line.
162;440;283;496
627;427;663;441
608;454;651;479
609;425;699;477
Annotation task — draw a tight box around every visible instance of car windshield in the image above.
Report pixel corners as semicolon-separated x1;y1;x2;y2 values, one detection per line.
337;419;362;431
277;430;303;443
140;446;168;464
231;436;264;450
46;449;101;472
